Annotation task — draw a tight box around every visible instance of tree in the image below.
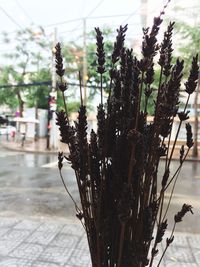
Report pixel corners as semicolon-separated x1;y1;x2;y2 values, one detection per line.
61;27;116;106
174;16;200;157
0;66;19;110
61;27;160;114
27;69;51;109
0;27;52;116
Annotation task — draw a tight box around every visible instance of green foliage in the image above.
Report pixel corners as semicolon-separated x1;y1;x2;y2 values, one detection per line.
27;69;51;109
0;27;52;113
174;21;200;72
61;27;115;102
0;66;19;109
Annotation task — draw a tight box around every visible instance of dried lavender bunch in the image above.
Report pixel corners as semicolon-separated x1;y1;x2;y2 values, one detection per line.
112;24;128;64
158;21;174;78
55;10;199;267
95;27;106;104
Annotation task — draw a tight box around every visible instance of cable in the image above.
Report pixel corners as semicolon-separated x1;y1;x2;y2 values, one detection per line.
15;0;34;23
41;13;137;30
86;0;105;17
120;5;141;25
0;6;23;29
58;22;142;38
70;0;105;34
45;18;83;28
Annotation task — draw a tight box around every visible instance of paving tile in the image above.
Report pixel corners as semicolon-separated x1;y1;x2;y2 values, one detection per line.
171;234;189;247
164;245;196;263
76;235;89;251
37;222;64;232
60;223;84;236
188;235;200;249
193;248;200;263
0;256;33;267
50;233;81;248
14;219;41;231
0;216;198;266
0;228;10;238
164;262;198;267
0;240;22;256
26;230;58;246
9;242;44;260
32;260;60;267
0;218;19;228
67;249;92;267
1;229;31;243
38;246;72;265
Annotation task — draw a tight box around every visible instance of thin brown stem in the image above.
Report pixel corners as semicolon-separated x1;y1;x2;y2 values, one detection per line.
59;76;69;119
162;168;181;222
167;94;190;168
165;116;174;169
100;73;103;105
117;71;145;267
59;169;85;229
78;71;83;106
164;148;190;192
157;222;176;267
135;71;144;128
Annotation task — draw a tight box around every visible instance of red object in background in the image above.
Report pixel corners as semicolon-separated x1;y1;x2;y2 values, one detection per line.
11;131;15;138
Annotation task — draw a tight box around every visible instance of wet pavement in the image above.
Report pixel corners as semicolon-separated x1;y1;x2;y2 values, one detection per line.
0;141;200;266
0;146;79;219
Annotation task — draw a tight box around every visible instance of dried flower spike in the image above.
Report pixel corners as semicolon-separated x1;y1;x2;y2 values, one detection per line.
112;24;128;64
179;145;185;164
178;111;190;121
186;123;194;148
58;152;64;170
159;21;174;77
95;27;105;74
166;235;174;246
174;204;193;223
185;54;199;95
156;219;168;243
55;43;65;77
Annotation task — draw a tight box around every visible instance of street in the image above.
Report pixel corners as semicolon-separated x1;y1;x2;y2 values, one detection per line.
0;145;80;220
0;144;199;233
0;144;199;266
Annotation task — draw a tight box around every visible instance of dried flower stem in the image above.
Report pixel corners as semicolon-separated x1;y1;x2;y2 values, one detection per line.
167;94;190;167
100;74;103;105
78;71;83;106
61;88;68;117
157;222;176;267
55;7;198;266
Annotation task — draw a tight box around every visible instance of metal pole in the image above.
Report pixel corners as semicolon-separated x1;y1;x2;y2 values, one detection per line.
83;18;87;106
140;0;148;28
193;71;200;157
49;27;58;150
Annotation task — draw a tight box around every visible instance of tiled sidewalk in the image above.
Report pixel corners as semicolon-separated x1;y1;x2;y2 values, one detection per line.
0;216;199;267
0;217;90;267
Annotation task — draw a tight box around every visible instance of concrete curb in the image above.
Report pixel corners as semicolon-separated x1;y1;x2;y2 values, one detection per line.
1;140;200;161
1;141;59;155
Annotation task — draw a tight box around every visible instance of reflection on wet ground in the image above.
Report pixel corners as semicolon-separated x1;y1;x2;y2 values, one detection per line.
0;144;199;233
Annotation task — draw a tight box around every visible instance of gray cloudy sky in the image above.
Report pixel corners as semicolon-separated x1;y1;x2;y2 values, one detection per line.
0;0;167;41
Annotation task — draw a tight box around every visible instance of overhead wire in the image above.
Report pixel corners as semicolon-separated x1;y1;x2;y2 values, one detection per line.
0;6;23;30
14;0;34;23
69;0;105;36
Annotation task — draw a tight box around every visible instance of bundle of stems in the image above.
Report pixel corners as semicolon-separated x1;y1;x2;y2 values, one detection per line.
55;7;199;267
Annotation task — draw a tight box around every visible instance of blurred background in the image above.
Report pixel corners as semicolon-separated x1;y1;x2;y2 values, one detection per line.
0;1;199;266
0;0;199;152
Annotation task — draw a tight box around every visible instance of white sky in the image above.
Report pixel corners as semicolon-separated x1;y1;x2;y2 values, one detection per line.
0;0;198;59
0;0;168;42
